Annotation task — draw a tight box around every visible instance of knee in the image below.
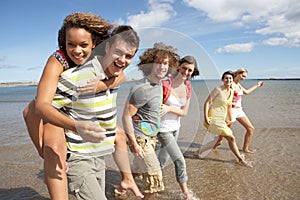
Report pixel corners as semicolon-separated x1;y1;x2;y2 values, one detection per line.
226;135;236;142
23;106;29;120
43;142;66;161
247;126;255;135
174;158;186;169
115;128;126;146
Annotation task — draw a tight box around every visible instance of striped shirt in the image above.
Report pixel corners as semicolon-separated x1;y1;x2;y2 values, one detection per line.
52;56;117;156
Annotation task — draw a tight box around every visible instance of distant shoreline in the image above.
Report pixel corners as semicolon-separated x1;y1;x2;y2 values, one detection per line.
1;78;299;88
0;82;38;87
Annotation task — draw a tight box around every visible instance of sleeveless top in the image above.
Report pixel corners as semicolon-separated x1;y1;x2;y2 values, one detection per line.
203;87;233;136
232;82;243;108
160;93;186;132
52;50;70;70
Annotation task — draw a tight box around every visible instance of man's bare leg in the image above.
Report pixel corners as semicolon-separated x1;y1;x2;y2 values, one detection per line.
113;126;143;198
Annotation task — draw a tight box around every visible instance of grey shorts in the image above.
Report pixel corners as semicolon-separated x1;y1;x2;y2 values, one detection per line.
67;153;106;200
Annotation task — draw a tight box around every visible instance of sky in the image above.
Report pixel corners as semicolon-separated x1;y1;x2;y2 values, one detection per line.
0;0;299;83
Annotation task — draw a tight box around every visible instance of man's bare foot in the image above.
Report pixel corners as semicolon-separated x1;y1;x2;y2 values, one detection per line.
119;179;144;198
114;186;127;198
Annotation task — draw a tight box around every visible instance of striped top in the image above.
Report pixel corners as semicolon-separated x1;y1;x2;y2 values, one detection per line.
52;56;117;156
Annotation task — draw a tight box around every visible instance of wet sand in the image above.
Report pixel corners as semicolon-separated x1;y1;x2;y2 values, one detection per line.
1;126;299;199
1;80;300;199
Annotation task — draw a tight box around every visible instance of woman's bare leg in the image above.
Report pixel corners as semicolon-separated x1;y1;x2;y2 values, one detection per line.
237;116;255;153
43;123;68;200
23;100;68;199
23;100;44;157
212;136;223;150
195;135;220;158
224;135;252;168
179;182;193;200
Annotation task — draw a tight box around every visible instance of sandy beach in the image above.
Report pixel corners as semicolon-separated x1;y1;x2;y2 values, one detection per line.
1;80;300;199
1;126;299;199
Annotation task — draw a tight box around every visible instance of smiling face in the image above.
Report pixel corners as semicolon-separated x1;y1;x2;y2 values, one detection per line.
178;62;195;80
102;38;136;78
223;73;233;87
149;57;169;83
65;28;95;66
235;71;248;83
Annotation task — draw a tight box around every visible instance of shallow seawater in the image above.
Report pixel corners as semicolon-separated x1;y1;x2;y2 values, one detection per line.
0;80;299;199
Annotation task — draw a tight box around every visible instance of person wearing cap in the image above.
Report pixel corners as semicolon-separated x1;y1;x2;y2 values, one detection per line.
157;55;199;200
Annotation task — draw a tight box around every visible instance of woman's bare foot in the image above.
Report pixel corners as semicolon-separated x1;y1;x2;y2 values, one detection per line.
243;149;256;154
239;159;253;168
212;140;222;150
194;150;202;158
183;189;198;200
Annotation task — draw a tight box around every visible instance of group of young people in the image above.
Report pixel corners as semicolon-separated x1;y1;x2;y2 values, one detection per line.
22;11;263;200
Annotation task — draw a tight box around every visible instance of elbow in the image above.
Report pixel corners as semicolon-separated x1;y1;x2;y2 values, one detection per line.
180;111;187;117
35;101;46;116
23;100;41;120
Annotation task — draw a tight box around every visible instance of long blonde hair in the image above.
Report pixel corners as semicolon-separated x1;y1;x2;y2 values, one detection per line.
233;68;248;78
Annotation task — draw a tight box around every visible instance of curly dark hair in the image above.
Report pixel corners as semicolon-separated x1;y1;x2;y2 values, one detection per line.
138;42;180;76
58;12;114;60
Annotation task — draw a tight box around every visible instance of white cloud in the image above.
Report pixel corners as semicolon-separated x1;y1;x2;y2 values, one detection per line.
262;37;288;46
216;42;256;54
122;0;176;28
182;0;284;22
183;0;300;47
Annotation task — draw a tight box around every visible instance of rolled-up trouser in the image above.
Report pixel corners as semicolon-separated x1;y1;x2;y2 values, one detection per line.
157;130;188;184
131;136;164;194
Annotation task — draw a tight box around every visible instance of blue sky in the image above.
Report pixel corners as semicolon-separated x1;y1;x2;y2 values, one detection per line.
1;0;299;82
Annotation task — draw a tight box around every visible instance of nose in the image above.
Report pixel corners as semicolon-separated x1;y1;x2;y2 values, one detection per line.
117;54;126;63
73;45;82;54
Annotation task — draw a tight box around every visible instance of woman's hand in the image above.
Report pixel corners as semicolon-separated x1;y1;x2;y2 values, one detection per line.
160;104;171;116
226;120;233;128
205;117;211;125
257;81;264;87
